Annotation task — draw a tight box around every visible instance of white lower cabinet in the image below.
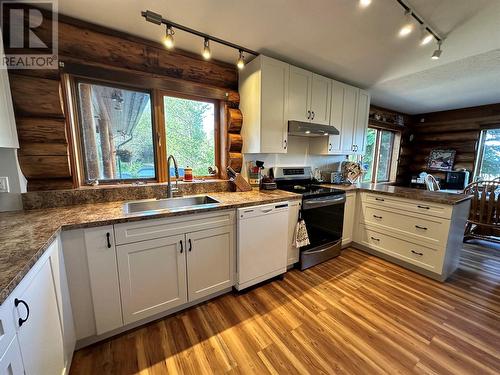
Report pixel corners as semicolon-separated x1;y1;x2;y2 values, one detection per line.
186;226;234;301
15;258;65;375
0;337;23;375
342;191;357;246
287;201;301;266
117;235;187;325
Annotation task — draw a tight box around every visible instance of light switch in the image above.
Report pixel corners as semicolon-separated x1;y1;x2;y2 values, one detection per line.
0;177;9;193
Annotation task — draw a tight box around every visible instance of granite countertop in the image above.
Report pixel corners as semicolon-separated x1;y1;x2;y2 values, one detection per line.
320;183;471;205
0;189;300;304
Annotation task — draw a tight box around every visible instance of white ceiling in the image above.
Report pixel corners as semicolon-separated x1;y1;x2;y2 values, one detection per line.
58;0;500;114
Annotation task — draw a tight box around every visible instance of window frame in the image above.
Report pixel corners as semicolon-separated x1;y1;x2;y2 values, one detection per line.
363;127;398;184
67;72;222;186
157;90;221;181
71;77;159;185
473;127;500;181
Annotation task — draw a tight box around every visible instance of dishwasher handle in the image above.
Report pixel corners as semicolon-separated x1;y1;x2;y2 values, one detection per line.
302;195;346;210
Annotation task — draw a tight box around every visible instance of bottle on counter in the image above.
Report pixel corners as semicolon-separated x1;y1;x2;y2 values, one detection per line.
184;166;193;182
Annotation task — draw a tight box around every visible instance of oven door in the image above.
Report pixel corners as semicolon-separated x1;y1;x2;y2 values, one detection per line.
300;194;345;269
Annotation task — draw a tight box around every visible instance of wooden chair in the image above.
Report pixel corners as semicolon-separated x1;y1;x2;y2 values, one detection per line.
463;180;500;243
425;174;440;191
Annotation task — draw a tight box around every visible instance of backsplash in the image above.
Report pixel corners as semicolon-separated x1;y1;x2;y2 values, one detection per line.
22;180;232;210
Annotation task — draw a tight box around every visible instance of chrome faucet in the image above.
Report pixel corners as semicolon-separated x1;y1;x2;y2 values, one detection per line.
167;154;179;198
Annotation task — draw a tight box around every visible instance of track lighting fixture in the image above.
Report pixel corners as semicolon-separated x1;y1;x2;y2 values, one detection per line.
236;50;245;70
163;25;174;49
359;0;372;8
398;10;414;37
431;41;442;60
202;38;211;60
420;27;434;46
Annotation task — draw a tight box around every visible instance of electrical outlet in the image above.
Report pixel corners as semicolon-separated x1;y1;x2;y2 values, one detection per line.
0;177;9;193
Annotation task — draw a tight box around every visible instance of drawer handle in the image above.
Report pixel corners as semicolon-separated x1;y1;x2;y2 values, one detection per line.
417;205;430;210
179;240;183;253
370;236;380;241
415;225;428;230
375;198;385;202
14;298;30;327
106;232;112;248
373;215;383;219
188;239;192;252
411;250;424;256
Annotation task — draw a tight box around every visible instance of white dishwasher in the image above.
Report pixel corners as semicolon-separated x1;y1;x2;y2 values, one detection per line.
236;201;289;291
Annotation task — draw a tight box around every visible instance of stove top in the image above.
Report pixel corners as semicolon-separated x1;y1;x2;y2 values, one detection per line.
278;183;345;198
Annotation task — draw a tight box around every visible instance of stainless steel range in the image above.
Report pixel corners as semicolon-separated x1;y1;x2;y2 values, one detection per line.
272;166;346;270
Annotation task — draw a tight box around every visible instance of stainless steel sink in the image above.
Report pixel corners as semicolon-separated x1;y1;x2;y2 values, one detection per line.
124;195;220;214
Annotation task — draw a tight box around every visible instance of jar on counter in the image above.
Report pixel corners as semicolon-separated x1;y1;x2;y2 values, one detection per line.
184;166;193;182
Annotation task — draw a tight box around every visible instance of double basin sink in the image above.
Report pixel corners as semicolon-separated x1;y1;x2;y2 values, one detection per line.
123;195;220;214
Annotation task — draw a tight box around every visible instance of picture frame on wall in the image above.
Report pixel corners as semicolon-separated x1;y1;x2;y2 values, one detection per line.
427;149;456;171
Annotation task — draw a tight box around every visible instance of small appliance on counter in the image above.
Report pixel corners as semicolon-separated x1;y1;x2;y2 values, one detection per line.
444;170;470;190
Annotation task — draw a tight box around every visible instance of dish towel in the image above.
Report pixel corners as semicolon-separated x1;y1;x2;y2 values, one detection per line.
295;219;310;248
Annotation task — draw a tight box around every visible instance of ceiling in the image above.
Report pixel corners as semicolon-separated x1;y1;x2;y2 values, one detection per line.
57;0;500;115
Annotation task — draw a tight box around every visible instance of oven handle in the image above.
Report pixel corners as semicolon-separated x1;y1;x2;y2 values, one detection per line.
302;240;342;253
302;195;346;210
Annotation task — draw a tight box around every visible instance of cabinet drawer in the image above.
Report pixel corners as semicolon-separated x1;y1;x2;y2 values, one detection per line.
115;210;235;245
361;205;450;248
0;296;15;358
363;193;452;219
359;225;444;273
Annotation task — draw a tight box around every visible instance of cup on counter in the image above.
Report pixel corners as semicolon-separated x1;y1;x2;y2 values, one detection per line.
184;167;193;182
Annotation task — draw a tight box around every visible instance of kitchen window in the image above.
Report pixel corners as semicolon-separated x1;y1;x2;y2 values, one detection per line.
362;128;397;183
474;128;500;181
75;81;156;183
72;78;220;185
162;94;217;178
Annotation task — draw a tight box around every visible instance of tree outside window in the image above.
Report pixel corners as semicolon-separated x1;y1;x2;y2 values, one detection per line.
362;128;396;183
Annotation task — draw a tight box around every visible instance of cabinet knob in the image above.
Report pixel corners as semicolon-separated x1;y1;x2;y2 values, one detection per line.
14;298;30;327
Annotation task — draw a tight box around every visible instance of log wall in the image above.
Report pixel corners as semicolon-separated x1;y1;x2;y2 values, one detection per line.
7;10;239;190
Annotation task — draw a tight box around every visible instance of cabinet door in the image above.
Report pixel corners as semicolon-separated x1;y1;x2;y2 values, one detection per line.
117;235;187;324
0;337;23;375
186;225;234;301
0;31;18;148
15;259;65;375
288;66;311;122
261;57;289;153
342;192;357;246
310;74;331;125
340;85;358;154
85;226;123;334
354;89;371;154
328;81;345;153
287;201;301;266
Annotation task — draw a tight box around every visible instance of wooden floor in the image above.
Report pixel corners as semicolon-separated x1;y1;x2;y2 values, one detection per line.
70;246;500;375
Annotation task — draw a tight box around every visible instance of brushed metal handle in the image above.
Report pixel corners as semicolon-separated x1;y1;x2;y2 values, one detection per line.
411;250;424;256
415;225;428;230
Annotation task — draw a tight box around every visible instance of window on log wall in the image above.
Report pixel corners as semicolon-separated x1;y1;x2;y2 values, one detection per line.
474;128;500;181
73;80;220;184
362;128;398;183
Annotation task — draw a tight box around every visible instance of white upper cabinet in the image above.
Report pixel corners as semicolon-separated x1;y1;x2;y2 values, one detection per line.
340;84;359;154
310;74;332;125
354;89;371;154
239;55;289;153
288;66;312;122
0;30;18;148
288;67;331;125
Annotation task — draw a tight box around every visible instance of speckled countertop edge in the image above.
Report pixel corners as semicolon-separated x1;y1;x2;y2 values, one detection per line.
0;190;301;304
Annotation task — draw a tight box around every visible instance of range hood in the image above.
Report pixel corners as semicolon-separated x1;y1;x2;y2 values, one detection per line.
288;120;339;137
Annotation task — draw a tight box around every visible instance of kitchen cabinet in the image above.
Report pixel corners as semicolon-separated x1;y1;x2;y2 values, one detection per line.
239;55;289;153
84;226;123;334
288;66;331;125
353;90;371;154
340;84;359;153
342;191;357;246
0;337;23;375
15;258;65;375
117;235;187;324
287;201;301;266
0;30;18;148
186;225;234;301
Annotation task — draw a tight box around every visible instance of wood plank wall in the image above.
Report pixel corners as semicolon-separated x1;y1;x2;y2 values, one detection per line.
397;103;500;185
7;9;239;191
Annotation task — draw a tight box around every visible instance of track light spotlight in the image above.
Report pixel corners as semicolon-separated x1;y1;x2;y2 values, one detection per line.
236;50;245;70
359;0;372;8
163;25;174;49
420;31;434;46
202;38;211;60
431;41;442;60
398;10;414;37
